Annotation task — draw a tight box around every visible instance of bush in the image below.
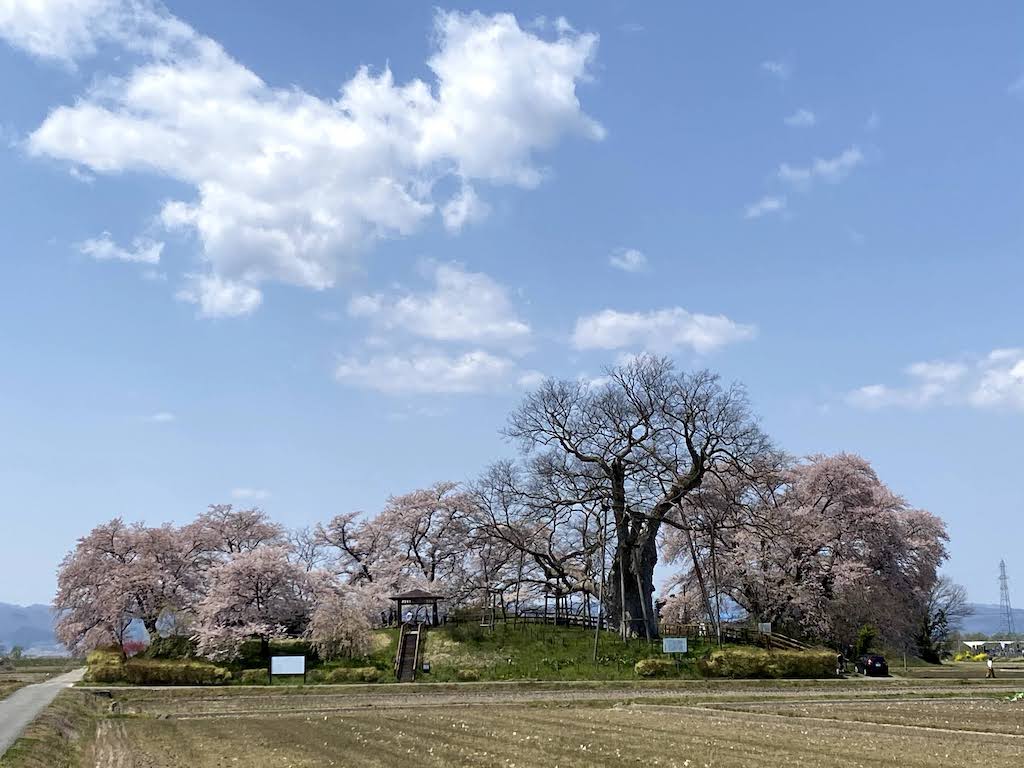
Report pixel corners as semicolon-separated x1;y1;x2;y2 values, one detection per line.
634;658;677;678
83;649;124;683
238;668;269;685
145;635;197;660
323;666;384;683
456;668;480;682
700;648;834;679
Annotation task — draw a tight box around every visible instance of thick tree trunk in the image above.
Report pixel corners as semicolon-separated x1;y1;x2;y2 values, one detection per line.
606;528;660;639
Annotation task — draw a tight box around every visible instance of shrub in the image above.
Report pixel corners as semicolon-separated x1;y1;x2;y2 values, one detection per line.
634;658;677;678
456;668;480;682
145;635;197;660
238;668;269;685
700;648;834;679
84;649;125;683
972;652;989;662
323;666;383;683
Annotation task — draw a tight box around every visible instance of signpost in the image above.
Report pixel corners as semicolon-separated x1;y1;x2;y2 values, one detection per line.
270;655;306;682
757;623;772;635
662;637;688;654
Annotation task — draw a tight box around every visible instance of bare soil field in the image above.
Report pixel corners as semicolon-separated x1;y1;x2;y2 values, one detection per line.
709;697;1024;736
89;695;1024;768
21;680;1004;768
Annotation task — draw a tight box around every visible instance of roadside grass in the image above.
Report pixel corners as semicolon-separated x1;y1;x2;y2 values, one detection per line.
0;682;27;701
0;691;98;768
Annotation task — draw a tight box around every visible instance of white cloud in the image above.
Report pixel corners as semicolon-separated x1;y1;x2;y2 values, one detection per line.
441;183;489;231
1009;75;1024;96
970;349;1024;409
78;231;163;264
231;487;270;501
783;108;816;127
608;248;647;272
760;60;791;80
571;308;756;354
175;273;262;318
779;146;864;186
348;262;529;345
13;2;603;313
0;0;194;65
865;111;880;131
744;195;786;219
148;411;175;423
848;350;1024;411
335;350;520;393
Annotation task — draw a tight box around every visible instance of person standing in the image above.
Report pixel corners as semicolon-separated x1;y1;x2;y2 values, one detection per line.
986;657;996;679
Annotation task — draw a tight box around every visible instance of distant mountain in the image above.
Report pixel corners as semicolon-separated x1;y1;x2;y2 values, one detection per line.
0;602;58;652
962;603;1024;636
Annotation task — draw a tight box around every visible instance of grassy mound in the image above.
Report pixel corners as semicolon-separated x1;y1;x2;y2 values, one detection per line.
417;623;702;682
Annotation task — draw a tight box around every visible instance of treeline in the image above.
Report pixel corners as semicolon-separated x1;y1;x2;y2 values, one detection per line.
55;355;963;662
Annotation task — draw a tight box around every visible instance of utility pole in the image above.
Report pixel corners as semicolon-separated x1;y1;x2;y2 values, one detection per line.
999;559;1016;636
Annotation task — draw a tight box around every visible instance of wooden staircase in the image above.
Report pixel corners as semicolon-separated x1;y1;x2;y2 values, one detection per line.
395;624;422;682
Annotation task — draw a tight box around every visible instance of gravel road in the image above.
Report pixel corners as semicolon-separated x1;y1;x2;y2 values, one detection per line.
0;668;84;756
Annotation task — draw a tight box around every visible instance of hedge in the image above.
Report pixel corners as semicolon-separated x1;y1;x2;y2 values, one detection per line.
85;649;232;685
699;648;834;679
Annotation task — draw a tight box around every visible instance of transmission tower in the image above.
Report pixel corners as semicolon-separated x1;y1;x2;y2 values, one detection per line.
999;559;1016;636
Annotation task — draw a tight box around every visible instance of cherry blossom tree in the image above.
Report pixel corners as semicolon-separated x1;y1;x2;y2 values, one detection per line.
664;453;949;649
191;504;284;557
193;546;311;661
54;519;145;657
305;583;374;660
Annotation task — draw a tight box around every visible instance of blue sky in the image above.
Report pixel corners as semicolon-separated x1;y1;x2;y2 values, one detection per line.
1;1;1021;606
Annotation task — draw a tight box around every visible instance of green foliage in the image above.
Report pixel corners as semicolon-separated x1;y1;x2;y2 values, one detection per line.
634;658;678;677
237;668;269;685
699;648;835;679
144;635;197;659
84;649;232;685
855;625;878;657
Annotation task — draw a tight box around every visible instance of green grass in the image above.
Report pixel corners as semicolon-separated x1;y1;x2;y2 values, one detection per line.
416;623;704;682
0;691;98;768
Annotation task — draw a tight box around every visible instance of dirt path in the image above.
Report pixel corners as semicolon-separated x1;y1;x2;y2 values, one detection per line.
0;668;85;757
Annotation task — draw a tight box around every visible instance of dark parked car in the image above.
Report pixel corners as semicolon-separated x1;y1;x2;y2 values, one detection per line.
855;654;889;676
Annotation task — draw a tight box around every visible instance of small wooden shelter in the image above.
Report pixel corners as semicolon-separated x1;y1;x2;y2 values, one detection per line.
389;588;445;626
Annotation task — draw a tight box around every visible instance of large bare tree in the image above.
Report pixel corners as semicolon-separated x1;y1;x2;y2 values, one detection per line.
505;355;769;638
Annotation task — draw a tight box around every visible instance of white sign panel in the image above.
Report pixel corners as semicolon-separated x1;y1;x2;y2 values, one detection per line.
270;656;306;676
757;623;772;635
662;637;688;654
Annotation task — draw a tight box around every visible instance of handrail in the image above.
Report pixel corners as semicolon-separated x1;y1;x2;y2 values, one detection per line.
394;623;407;678
411;621;424;681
